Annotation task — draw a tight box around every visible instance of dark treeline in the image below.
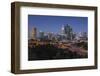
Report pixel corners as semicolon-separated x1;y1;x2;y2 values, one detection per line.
28;44;87;61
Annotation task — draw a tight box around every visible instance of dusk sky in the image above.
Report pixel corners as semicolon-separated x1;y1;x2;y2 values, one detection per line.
28;15;88;34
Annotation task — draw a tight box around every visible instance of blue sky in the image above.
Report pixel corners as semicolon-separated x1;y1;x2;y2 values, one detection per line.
28;15;88;34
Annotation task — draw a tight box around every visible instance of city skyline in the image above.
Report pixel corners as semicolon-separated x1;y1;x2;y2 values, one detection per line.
28;15;88;60
28;15;88;35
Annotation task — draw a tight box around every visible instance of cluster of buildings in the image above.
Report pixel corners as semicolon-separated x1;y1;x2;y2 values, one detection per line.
29;24;87;43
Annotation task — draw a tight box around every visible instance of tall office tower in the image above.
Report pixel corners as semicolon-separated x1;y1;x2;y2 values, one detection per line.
47;32;53;40
31;27;37;39
39;31;44;39
64;24;73;40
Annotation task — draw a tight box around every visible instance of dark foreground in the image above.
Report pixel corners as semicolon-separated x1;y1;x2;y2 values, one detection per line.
28;42;87;61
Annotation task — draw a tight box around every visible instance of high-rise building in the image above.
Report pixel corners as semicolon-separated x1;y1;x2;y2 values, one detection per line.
39;31;44;39
47;32;54;40
61;25;65;35
79;32;87;40
62;24;73;40
31;27;37;39
76;32;87;41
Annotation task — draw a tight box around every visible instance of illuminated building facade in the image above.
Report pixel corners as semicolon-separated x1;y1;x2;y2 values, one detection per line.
31;27;37;39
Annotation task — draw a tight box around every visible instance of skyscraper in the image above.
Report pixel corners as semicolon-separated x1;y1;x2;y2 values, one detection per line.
62;24;73;40
47;32;53;40
39;31;44;39
31;27;37;39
